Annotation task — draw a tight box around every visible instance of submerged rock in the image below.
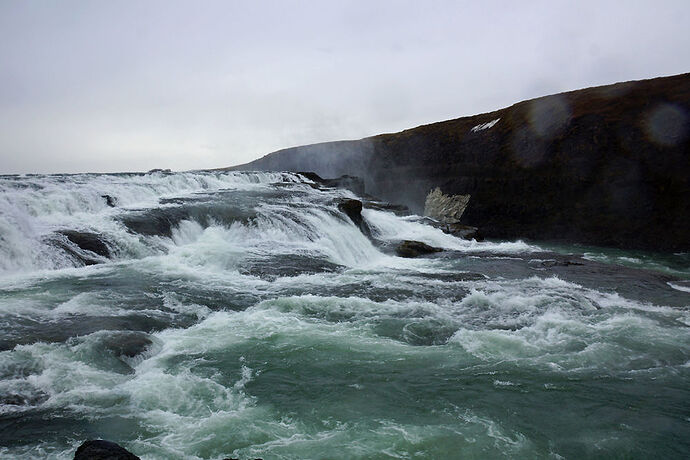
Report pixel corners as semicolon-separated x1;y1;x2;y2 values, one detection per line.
102;332;153;358
74;440;140;460
338;198;363;222
395;240;443;258
240;254;342;281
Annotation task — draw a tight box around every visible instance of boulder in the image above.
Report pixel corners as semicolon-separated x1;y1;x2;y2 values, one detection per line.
395;240;443;258
423;188;470;224
74;440;140;460
337;199;372;237
338;199;363;222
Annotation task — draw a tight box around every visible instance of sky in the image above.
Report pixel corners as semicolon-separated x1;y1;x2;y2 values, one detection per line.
0;0;689;174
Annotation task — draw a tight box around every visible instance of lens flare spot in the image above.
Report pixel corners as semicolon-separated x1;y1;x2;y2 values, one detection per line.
644;103;688;147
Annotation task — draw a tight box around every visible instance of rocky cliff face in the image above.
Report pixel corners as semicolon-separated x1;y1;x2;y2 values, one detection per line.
229;73;690;252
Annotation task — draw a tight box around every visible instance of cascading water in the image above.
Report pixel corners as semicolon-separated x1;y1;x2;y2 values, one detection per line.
0;171;688;459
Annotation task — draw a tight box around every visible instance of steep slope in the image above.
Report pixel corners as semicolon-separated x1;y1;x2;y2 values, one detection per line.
229;73;690;252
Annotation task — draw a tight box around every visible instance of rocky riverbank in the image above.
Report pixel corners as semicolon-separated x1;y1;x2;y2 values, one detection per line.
228;73;690;252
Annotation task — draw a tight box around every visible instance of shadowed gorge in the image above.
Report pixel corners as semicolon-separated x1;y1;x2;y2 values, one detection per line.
229;73;690;252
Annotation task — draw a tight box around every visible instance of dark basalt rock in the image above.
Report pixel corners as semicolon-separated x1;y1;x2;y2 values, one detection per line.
240;254;342;281
74;440;140;460
395;240;443;258
337;198;372;238
101;195;117;207
59;231;111;258
120;208;188;237
362;199;410;216
231;73;690;253
338;198;363;222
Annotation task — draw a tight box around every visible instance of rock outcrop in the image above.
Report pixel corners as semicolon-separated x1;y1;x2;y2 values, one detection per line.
423;187;470;224
228;73;690;252
299;172;366;196
59;231;111;258
337;198;372;238
395;240;443;258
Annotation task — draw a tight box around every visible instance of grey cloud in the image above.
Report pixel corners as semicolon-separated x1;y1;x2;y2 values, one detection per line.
1;0;689;173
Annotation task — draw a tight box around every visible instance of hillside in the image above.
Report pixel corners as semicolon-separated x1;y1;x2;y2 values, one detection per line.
228;73;690;252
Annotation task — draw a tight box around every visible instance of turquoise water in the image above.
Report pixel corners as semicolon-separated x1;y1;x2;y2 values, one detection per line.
0;172;688;459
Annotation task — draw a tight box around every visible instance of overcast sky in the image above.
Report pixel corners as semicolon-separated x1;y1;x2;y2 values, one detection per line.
1;0;688;174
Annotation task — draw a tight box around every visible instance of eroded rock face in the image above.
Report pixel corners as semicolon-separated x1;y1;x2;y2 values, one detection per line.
423;188;470;224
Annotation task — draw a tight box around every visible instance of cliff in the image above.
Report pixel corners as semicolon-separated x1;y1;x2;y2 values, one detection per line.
228;73;690;252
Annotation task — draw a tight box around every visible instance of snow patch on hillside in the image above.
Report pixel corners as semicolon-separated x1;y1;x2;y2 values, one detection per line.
471;118;500;132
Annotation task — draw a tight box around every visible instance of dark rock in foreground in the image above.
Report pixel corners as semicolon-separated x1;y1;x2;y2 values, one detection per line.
230;73;690;252
74;440;140;460
396;240;443;258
